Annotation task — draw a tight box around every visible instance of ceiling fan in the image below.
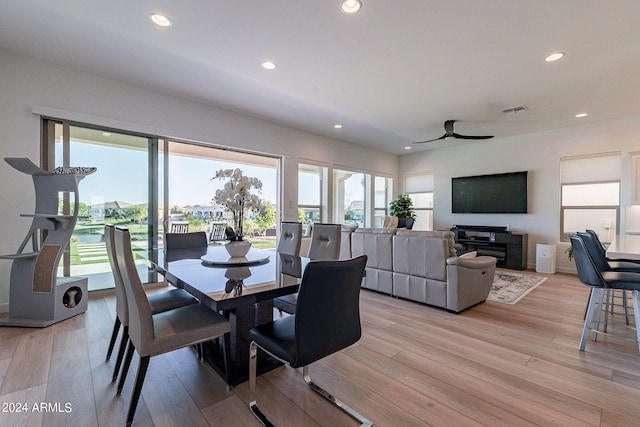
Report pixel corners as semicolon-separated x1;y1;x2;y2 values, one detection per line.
413;120;494;144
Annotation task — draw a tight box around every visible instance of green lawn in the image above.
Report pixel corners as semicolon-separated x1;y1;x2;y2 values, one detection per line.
69;222;276;266
246;237;277;250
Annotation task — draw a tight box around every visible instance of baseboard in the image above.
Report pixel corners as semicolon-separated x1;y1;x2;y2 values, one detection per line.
526;262;576;275
0;302;9;313
555;266;577;275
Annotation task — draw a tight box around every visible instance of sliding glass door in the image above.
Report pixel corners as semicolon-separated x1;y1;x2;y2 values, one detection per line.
44;121;156;291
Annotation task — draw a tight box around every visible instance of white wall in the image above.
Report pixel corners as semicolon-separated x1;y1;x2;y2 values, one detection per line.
399;114;640;273
0;49;398;311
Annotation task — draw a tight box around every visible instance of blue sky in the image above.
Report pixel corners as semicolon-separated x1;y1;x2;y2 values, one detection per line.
65;141;277;207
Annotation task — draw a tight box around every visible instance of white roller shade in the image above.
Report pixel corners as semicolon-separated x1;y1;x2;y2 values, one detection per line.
405;173;434;193
561;152;621;184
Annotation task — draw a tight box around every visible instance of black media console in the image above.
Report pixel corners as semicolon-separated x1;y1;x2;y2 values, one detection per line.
451;225;528;270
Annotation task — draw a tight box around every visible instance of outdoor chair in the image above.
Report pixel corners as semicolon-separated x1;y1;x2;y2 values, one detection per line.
248;255;371;427
169;221;189;233
114;227;230;427
104;225;197;383
209;222;228;243
570;235;640;353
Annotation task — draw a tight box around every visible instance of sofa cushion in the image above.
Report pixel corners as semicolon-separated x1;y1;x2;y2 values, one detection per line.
393;273;447;307
339;225;358;260
361;268;393;295
352;228;396;270
393;234;448;281
395;230;457;258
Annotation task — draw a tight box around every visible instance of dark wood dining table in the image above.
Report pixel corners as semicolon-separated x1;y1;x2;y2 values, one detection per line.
145;244;308;387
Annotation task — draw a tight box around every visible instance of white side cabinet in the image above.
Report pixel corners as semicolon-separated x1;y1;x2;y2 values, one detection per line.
536;243;556;274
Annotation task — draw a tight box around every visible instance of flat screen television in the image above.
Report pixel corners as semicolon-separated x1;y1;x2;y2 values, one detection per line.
452;171;528;214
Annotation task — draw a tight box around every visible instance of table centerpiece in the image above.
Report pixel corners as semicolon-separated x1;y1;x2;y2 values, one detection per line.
212;168;265;257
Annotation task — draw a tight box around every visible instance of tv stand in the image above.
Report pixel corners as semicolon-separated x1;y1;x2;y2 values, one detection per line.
451;225;528;270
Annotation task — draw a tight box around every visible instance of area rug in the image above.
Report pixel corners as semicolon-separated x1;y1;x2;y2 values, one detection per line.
488;271;547;304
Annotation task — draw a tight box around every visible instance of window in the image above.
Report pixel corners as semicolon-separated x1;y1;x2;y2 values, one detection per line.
405;173;434;231
333;168;370;227
560;153;621;242
163;140;278;243
44;121;155;291
298;163;327;236
374;175;393;227
43;119;280;292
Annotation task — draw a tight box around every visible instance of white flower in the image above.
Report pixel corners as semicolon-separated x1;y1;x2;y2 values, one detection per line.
212;169;264;240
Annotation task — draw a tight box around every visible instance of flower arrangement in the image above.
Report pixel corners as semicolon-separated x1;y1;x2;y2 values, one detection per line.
212;168;265;241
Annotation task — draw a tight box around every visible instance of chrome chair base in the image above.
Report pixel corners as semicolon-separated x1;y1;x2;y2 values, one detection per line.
249;341;373;427
302;365;373;427
581;288;640;353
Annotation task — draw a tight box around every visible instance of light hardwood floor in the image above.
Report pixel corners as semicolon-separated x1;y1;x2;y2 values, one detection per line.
1;270;640;426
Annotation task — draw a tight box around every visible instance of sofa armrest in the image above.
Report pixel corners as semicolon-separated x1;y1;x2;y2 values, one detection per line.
446;256;497;312
446;255;496;269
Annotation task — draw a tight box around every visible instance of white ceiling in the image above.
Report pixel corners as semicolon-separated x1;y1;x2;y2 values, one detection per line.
1;0;639;155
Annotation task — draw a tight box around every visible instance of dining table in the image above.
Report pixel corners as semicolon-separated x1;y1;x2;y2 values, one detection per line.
605;234;640;261
145;244;308;387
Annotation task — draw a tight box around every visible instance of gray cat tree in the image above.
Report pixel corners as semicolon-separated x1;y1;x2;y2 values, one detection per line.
0;158;95;327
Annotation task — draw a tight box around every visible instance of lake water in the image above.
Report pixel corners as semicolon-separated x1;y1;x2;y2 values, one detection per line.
75;233;104;243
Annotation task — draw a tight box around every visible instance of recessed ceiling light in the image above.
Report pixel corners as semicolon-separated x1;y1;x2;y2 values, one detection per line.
341;0;362;14
545;52;564;62
261;61;277;70
404;146;412;150
150;13;172;27
102;132;112;136
575;113;588;118
334;124;343;129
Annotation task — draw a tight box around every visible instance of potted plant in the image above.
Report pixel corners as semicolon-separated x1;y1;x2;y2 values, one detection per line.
212;168;265;257
389;194;416;229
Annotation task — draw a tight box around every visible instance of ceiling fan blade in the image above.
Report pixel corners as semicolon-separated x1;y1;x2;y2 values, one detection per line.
451;133;494;140
444;120;455;136
413;134;446;144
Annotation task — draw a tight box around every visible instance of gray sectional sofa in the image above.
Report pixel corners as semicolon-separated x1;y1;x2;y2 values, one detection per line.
349;227;496;312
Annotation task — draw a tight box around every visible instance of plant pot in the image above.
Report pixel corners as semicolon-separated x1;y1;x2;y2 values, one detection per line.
397;217;414;230
225;240;252;258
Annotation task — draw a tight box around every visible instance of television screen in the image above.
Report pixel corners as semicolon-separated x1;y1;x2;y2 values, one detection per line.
452;171;528;213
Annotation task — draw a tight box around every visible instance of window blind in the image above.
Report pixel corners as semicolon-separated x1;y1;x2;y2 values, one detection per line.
560;152;621;184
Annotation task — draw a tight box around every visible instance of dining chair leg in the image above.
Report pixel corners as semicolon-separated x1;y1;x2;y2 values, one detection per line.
113;326;129;382
583;288;593;320
580;288;601;351
623;290;630;325
117;342;136;394
126;355;150;427
632;290;640;354
603;289;612;334
592;288;606;342
248;341;274;427
302;365;373;427
106;318;121;361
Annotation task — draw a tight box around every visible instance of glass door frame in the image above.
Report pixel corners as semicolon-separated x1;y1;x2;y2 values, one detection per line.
41;117;161;286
